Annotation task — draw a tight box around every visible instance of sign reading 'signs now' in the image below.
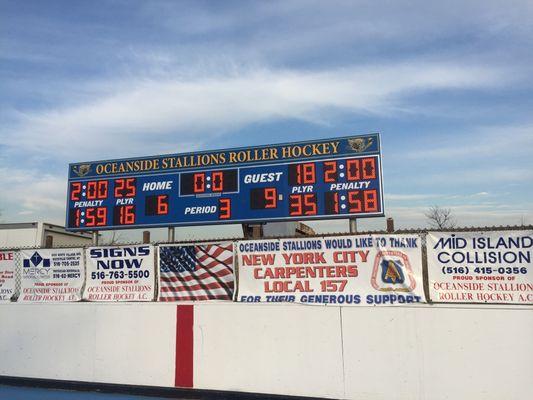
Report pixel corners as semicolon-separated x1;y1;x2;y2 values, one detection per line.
84;245;155;301
235;234;425;306
427;231;533;304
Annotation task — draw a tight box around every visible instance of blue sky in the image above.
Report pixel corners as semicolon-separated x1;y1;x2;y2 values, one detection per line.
0;0;532;240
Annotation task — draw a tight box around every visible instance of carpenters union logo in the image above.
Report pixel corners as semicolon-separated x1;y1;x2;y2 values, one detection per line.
370;250;416;292
381;259;405;284
72;164;91;177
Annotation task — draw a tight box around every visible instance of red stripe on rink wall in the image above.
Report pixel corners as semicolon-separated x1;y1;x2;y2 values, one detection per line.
175;305;194;388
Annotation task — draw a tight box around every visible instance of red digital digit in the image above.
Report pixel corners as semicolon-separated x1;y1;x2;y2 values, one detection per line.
264;188;277;209
121;205;135;224
303;194;317;215
87;180;108;200
114;179;124;197
97;180;108;199
289;194;303;216
290;163;316;185
86;207;96;226
114;178;136;198
193;173;205;193
211;171;223;192
364;189;378;212
70;182;82;201
219;198;231;219
362;158;376;179
85;207;106;226
86;181;98;200
96;207;107;226
346;159;361;181
301;163;316;184
348;191;363;212
289;194;317;216
126;178;136;196
328;192;339;214
157;195;169;215
74;209;81;227
333;193;339;213
323;161;337;183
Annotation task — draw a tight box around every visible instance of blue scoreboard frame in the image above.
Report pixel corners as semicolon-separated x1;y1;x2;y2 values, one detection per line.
66;133;384;231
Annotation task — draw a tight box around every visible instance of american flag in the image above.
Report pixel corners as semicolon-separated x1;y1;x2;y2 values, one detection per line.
159;243;234;301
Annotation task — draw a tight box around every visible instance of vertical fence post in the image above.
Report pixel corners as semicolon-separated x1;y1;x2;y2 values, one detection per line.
349;218;357;234
143;231;151;244
92;231;99;246
44;235;53;248
386;217;395;233
168;227;175;243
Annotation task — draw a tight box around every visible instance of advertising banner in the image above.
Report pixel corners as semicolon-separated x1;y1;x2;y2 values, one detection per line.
235;235;425;305
0;250;17;302
427;231;533;304
84;245;155;302
19;248;84;302
159;242;234;301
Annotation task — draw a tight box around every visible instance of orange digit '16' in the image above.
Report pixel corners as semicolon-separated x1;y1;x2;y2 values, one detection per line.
118;205;135;225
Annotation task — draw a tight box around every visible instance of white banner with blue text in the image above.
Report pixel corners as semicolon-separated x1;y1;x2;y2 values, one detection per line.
427;231;533;304
19;248;84;302
84;245;155;301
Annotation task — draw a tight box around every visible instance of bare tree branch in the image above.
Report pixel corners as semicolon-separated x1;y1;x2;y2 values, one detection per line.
425;205;456;229
103;230;125;245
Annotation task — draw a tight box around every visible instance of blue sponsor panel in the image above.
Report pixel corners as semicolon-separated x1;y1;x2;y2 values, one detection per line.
66;134;384;230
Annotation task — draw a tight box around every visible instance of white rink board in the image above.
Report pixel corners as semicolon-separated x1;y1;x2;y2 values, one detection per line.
0;304;176;386
193;304;345;399
192;303;533;400
0;303;531;399
341;306;532;400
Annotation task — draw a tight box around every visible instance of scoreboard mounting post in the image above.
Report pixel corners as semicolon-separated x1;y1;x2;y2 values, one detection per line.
168;227;175;243
66;133;385;231
349;218;358;233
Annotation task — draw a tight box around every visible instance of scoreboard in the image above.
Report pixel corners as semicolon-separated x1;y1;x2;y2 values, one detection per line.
66;134;384;231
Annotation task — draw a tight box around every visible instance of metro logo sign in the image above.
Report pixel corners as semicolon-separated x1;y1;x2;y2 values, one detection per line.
23;251;50;268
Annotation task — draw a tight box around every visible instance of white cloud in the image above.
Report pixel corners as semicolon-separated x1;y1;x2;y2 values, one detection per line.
426;168;533;185
405;124;533;160
2;61;508;162
0;168;65;224
385;193;443;201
